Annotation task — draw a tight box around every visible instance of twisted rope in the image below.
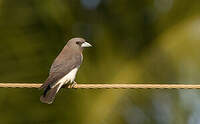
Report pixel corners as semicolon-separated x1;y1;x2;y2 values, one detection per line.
0;83;200;89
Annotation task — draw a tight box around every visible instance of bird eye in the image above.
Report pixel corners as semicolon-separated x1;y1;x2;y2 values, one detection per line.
76;41;80;45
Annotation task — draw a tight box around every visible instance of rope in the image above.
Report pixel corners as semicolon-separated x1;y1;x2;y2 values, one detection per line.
0;83;200;89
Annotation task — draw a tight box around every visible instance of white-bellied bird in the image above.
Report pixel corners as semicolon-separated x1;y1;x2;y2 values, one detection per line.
40;37;92;104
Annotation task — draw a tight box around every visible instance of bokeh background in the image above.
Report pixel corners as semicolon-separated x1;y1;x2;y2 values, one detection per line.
0;0;200;123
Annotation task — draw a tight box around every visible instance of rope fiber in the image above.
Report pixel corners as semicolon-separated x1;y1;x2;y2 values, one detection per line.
0;83;200;89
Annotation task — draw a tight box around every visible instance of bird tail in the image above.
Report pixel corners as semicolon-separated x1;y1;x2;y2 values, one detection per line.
40;83;62;104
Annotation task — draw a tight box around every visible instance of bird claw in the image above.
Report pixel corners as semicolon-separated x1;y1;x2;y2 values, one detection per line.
69;81;77;88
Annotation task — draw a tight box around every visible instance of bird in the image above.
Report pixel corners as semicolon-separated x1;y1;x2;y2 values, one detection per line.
40;37;92;104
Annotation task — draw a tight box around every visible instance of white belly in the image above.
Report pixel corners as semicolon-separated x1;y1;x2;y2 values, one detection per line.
58;67;79;85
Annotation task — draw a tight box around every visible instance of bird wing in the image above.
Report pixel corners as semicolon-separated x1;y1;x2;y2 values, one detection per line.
40;50;82;89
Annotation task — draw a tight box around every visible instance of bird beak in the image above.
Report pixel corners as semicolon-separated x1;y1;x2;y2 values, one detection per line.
81;42;92;47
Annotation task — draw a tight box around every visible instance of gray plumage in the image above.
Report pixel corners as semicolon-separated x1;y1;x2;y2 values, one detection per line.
40;37;92;104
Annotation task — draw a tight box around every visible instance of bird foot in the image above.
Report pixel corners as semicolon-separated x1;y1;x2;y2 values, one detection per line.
68;81;77;88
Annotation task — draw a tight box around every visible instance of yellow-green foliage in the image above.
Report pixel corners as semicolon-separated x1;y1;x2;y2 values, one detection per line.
0;0;200;124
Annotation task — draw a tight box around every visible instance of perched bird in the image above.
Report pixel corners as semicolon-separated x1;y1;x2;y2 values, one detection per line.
40;37;92;104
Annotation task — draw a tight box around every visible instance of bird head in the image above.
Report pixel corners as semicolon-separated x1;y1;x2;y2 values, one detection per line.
67;37;92;52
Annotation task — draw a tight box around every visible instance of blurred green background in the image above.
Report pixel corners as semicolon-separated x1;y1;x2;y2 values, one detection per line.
0;0;200;123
